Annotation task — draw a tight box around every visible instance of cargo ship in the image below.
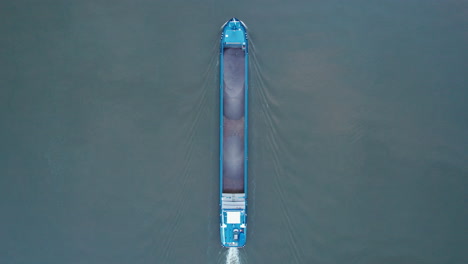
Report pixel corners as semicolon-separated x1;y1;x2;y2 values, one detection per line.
219;18;248;248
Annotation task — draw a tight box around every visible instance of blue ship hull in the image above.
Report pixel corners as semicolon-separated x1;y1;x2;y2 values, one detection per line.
219;18;248;248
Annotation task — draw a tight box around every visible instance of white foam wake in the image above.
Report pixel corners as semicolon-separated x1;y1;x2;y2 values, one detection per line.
225;248;241;264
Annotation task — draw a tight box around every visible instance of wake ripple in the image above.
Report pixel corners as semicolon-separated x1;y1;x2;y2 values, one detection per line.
249;35;304;263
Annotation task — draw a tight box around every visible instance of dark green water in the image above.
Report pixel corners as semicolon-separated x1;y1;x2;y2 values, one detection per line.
1;1;467;263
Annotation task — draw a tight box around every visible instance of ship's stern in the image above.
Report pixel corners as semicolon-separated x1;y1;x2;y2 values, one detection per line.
220;193;247;247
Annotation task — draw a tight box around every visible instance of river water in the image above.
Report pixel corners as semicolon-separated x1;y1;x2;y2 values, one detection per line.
1;1;467;263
